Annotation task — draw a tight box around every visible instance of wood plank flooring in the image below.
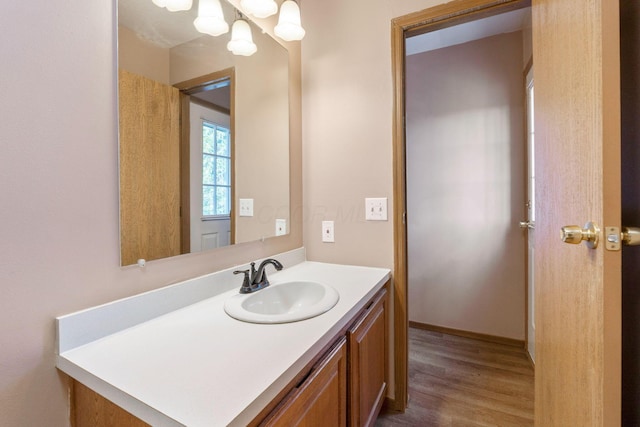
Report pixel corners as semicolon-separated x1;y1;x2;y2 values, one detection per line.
376;328;534;426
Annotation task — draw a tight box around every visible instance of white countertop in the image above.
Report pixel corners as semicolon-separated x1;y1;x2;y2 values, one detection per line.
56;255;390;426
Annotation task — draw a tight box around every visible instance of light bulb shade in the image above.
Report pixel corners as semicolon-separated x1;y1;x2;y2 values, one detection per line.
240;0;277;18
274;0;305;41
194;0;229;36
152;0;167;8
227;19;257;56
165;0;192;12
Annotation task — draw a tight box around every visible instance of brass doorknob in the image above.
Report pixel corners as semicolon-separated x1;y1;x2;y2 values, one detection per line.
623;227;640;246
561;221;600;249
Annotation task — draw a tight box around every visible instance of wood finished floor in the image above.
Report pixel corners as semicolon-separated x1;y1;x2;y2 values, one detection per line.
376;328;534;427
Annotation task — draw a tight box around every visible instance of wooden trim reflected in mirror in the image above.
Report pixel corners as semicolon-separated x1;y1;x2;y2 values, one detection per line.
175;68;236;251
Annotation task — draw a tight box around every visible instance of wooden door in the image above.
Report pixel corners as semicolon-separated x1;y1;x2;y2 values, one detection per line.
531;1;621;425
119;70;181;266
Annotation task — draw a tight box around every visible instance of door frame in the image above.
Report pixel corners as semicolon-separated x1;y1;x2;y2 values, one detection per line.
390;0;531;411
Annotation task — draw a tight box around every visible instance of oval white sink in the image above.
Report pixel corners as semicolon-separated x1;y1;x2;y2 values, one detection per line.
224;281;339;324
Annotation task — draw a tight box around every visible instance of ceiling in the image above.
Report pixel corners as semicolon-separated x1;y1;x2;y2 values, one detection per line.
118;0;238;48
405;8;530;56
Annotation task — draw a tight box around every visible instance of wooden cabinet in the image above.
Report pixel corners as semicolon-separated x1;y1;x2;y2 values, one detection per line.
262;337;348;427
259;286;389;427
348;288;388;427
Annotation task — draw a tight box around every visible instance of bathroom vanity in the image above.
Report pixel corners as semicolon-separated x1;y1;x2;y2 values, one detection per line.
56;249;390;426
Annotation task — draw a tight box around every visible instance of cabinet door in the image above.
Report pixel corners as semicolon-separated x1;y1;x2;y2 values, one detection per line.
262;337;347;427
348;288;388;427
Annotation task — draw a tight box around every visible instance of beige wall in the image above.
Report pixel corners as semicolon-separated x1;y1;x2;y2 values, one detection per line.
118;26;171;84
301;0;445;267
0;1;301;425
405;32;526;340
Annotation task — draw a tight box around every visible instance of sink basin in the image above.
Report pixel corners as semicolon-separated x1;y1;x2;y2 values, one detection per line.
224;281;340;324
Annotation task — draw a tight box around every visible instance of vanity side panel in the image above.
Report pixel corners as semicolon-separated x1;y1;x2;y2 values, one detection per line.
72;380;150;427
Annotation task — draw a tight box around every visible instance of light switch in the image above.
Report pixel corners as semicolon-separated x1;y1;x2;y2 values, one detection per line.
239;198;253;217
322;221;335;243
365;198;388;221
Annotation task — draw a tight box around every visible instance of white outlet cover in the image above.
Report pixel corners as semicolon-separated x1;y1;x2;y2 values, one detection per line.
275;219;287;236
322;220;335;242
239;198;254;217
365;198;388;221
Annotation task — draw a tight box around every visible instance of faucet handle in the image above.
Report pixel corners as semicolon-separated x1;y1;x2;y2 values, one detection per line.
233;269;252;293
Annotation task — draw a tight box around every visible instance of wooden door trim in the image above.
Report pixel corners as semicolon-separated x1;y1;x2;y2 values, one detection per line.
179;94;191;254
390;0;531;412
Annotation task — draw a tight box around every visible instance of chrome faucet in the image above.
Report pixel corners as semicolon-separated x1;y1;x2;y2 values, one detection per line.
233;258;283;293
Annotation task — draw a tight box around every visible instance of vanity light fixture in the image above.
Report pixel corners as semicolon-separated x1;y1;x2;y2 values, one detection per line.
152;0;167;8
274;0;305;41
227;16;257;56
240;0;278;19
194;0;229;36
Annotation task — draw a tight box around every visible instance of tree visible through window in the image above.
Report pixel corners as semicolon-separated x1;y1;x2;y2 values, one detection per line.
202;121;231;217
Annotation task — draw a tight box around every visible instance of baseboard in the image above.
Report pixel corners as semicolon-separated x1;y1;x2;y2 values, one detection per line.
409;321;525;348
381;396;404;414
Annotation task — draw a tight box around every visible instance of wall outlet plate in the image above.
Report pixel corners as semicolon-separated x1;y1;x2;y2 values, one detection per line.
322;221;335;242
275;219;287;236
239;198;254;217
365;197;388;221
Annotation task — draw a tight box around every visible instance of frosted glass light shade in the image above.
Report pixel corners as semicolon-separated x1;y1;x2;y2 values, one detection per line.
240;0;278;19
152;0;167;8
165;0;193;12
194;0;229;36
227;19;257;56
274;0;305;41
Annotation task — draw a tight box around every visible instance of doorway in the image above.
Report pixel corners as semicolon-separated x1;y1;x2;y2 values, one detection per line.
175;69;236;253
390;0;533;411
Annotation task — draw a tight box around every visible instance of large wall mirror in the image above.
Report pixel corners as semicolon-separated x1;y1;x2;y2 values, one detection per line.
117;0;290;266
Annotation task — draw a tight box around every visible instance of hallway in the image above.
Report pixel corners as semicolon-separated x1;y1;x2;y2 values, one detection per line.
376;328;534;426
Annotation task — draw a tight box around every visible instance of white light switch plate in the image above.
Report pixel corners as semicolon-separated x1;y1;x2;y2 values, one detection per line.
322;221;335;242
365;197;388;221
275;219;287;236
239;198;254;217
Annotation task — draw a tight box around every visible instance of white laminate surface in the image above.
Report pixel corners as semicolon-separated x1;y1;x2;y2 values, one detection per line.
57;260;390;426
